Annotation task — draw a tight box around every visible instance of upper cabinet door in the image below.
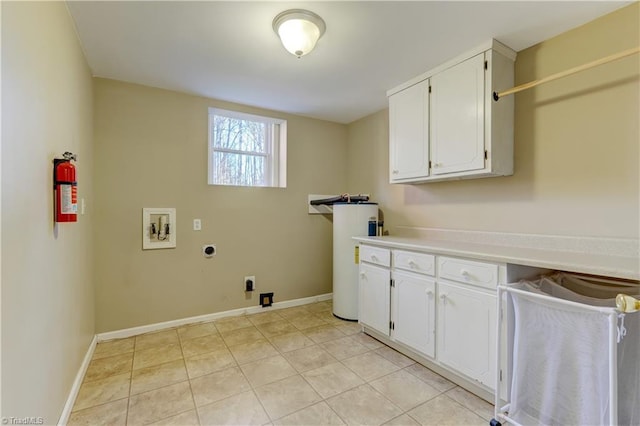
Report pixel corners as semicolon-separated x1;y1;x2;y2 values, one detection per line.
430;53;485;175
389;79;430;182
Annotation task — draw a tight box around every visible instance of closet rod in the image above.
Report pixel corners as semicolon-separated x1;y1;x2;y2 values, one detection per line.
493;46;640;101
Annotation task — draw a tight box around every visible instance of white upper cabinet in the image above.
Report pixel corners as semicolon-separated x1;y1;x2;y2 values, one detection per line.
389;79;430;182
430;54;485;175
387;40;516;183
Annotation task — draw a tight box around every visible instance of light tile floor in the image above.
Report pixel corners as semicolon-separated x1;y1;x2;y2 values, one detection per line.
69;301;494;425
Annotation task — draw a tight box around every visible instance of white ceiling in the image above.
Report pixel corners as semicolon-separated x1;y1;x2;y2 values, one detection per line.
67;1;630;124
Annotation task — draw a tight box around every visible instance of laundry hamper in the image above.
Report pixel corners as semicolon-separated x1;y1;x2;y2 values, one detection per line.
492;273;640;426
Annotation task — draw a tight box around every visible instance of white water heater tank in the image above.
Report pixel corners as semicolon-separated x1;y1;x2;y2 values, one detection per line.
332;202;378;321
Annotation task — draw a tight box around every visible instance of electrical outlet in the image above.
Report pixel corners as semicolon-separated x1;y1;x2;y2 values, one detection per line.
193;219;201;231
244;276;255;292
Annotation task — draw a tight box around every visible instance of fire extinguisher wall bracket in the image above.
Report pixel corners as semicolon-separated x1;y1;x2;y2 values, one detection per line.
53;152;78;223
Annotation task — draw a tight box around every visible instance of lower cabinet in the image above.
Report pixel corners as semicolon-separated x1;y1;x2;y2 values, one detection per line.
359;262;390;336
392;270;436;358
358;243;500;394
437;280;496;389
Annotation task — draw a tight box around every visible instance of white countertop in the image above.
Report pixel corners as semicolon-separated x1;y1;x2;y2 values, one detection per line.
354;235;640;281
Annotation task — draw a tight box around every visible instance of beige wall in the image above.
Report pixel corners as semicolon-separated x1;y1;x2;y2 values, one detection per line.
1;2;94;422
93;79;347;332
348;3;639;240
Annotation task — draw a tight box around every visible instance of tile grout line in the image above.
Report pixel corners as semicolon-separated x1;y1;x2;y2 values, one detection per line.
124;334;139;426
177;327;203;426
272;334;405;423
265;306;362;424
293;360;349;424
129;329;194;425
245;305;328;423
234;317;276;423
280;308;436;424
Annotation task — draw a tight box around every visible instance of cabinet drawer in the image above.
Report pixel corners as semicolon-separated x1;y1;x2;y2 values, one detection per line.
360;245;390;267
393;250;435;276
438;256;498;289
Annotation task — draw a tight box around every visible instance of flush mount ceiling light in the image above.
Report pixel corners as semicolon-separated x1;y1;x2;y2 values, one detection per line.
272;9;326;58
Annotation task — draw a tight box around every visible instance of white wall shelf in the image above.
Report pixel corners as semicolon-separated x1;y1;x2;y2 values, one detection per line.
308;194;336;214
308;194;371;214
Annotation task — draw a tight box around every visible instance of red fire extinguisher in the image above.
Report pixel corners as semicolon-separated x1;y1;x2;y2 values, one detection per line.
54;152;78;223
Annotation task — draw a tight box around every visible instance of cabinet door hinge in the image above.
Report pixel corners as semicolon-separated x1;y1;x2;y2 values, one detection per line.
484;150;488;160
499;369;503;381
390;278;395;288
429;160;432;169
389;321;395;330
484;60;488;70
428;85;432;93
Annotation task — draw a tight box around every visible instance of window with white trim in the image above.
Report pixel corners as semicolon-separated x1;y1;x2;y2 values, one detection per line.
208;108;287;187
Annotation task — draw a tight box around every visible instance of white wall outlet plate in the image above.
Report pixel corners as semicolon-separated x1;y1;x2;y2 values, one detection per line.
142;208;176;250
244;276;255;291
193;219;201;231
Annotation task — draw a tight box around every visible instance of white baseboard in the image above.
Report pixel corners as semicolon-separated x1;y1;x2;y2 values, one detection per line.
58;335;97;425
97;293;333;342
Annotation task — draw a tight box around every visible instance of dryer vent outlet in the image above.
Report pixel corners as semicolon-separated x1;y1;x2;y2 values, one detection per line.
202;245;216;258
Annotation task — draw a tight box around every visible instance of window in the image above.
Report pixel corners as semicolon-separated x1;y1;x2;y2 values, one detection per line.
208;108;287;187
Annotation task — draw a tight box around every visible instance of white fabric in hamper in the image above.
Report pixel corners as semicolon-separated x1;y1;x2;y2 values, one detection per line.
509;286;612;425
555;273;640;300
554;274;640;425
616;306;640;426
